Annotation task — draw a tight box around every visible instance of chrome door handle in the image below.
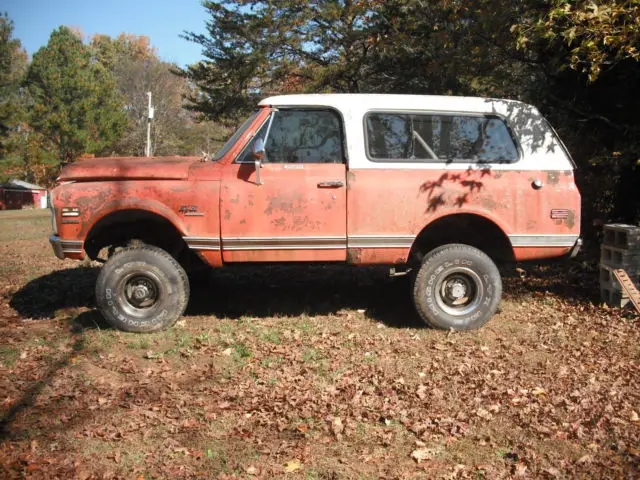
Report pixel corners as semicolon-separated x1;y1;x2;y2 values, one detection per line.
317;181;344;188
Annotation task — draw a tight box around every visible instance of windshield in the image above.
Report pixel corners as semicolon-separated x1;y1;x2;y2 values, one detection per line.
213;110;260;161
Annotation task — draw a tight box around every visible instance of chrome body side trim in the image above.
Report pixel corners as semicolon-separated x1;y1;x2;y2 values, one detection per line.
223;236;346;251
183;234;581;253
183;236;221;251
508;234;580;247
348;235;415;248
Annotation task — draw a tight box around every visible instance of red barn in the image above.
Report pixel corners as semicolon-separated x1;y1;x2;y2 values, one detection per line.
0;179;48;210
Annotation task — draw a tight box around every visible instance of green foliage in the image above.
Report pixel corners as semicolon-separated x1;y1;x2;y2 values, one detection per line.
512;0;640;82
0;13;27;157
25;27;127;164
180;0;385;123
91;33;228;157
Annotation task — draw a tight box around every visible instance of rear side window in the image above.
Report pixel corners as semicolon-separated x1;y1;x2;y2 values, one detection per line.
365;112;518;163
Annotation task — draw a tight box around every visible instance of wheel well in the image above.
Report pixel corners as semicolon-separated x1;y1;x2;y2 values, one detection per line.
409;214;514;265
84;209;202;268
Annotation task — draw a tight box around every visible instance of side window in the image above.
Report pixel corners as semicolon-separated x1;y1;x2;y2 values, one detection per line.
365;114;411;159
237;109;344;164
366;112;518;163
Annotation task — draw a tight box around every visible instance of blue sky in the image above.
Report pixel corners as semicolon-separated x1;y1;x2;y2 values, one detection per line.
4;0;209;67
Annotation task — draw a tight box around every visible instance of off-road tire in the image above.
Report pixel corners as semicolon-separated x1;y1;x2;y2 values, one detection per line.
412;244;501;330
95;245;189;333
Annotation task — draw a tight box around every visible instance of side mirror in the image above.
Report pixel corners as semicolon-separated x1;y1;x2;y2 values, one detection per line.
252;138;265;185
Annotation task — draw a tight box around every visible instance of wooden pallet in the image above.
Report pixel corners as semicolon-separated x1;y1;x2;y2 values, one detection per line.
613;269;640;313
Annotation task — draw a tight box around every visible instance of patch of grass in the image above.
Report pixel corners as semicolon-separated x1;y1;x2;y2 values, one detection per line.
121;451;145;468
303;348;321;363
195;331;212;345
260;355;284;368
216;322;237;335
0;347;20;367
164;332;193;355
233;342;251;359
260;329;281;344
95;331;118;350
363;352;378;363
205;441;232;473
126;337;151;350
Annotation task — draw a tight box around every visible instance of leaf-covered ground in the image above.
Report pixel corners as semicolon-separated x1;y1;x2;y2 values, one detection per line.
0;210;638;479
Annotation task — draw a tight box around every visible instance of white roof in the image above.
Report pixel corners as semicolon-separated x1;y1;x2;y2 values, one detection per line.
257;94;571;171
259;93;531;116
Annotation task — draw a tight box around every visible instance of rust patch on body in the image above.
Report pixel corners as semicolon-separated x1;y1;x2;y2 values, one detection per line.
224;209;231;221
546;171;559;185
347;171;356;190
346;248;362;264
264;194;303;215
566;209;576;229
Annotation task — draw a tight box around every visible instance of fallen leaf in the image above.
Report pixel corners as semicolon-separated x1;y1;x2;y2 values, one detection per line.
416;385;427;400
331;417;344;438
514;462;527;476
246;466;259;475
476;408;492;420
577;455;592;464
284;459;302;473
411;447;436;463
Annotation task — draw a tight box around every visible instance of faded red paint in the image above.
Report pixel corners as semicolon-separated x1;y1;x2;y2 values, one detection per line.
347;168;580;262
59;156;196;182
220;162;346;262
50;105;581;267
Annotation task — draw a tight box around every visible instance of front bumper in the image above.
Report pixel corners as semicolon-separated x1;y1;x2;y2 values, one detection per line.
49;235;84;260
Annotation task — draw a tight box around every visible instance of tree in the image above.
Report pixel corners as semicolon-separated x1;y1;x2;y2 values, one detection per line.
92;33;220;157
180;0;386;123
0;12;28;157
25;27;127;165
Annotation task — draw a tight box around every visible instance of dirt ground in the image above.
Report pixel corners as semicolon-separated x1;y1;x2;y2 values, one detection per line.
0;209;638;479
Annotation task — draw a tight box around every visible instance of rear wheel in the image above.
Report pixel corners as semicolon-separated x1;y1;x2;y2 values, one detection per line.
95;245;189;333
412;244;501;330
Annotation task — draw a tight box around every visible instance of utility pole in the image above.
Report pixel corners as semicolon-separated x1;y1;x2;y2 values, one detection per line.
145;91;154;157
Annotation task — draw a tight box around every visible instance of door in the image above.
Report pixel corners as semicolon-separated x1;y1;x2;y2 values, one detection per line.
220;109;347;262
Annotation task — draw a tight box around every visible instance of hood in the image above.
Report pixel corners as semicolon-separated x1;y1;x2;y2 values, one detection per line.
58;156;200;182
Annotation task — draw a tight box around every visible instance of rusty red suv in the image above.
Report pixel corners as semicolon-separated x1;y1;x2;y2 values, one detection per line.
49;94;581;332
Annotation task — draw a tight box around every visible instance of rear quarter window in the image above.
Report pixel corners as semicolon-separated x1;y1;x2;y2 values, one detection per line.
365;112;519;163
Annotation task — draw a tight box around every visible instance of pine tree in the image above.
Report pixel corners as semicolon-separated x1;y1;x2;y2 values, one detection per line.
25;27;127;164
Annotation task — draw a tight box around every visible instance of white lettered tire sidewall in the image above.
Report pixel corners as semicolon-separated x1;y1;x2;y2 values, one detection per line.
413;244;502;330
96;245;189;333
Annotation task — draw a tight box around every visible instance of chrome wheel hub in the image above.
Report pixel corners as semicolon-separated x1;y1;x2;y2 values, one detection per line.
434;267;483;316
124;276;158;309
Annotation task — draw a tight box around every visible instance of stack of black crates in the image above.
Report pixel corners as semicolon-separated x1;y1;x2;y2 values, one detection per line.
600;224;640;307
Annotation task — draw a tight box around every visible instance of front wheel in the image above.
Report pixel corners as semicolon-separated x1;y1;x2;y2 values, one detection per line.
412;244;501;330
95;245;189;333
